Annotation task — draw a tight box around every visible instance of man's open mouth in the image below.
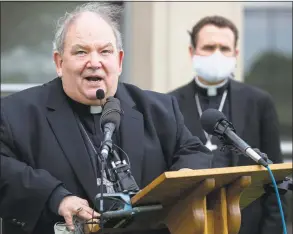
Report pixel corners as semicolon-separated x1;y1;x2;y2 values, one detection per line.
85;76;103;81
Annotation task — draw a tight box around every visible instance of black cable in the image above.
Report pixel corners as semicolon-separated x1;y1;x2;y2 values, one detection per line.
102;173;133;188
112;143;131;166
99;157;105;232
95;196;131;206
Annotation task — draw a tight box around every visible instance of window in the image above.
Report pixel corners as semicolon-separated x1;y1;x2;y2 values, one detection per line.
243;5;292;161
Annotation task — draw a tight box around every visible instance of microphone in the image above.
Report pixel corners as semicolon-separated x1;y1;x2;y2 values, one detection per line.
99;96;122;160
200;109;268;167
96;89;105;100
100;97;139;193
97;96;122;225
90;89;105;114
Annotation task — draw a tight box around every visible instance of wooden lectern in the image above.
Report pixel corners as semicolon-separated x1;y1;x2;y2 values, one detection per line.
86;162;292;234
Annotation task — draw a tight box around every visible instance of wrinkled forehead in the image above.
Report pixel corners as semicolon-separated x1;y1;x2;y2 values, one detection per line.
64;12;117;49
197;24;235;47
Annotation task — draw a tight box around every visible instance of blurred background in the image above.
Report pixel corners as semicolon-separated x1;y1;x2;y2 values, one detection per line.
1;1;292;233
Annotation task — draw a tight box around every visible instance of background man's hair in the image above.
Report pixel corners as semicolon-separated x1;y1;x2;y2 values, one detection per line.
189;15;239;49
53;2;123;54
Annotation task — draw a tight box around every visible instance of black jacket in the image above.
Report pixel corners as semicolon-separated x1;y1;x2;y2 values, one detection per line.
0;78;213;234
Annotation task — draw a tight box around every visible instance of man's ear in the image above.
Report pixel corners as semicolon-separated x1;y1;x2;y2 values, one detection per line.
53;52;63;77
189;45;194;58
118;50;124;75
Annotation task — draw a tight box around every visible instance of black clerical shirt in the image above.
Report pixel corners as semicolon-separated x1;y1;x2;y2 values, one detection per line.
194;80;233;168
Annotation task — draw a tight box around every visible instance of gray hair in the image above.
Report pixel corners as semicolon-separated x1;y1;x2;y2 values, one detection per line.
53;2;123;54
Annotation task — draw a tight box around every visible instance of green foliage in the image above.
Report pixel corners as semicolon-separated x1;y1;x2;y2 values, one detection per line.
245;50;292;137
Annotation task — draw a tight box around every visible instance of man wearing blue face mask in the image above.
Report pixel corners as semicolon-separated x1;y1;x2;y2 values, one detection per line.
169;15;287;234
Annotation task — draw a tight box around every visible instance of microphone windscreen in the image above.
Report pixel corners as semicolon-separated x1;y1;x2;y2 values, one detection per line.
101;97;122;130
96;89;105;100
200;109;227;135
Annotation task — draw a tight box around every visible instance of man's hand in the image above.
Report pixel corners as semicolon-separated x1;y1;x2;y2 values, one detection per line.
58;196;100;231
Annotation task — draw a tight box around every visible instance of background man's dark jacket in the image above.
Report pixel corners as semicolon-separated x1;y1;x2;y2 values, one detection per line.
169;79;286;234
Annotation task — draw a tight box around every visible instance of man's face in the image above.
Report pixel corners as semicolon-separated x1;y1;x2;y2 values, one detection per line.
54;12;124;105
190;24;238;57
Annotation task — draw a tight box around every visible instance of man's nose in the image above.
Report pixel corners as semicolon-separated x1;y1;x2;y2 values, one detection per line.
214;48;222;54
87;52;102;69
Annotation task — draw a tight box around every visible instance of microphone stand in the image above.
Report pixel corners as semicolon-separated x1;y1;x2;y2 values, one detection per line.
99;156;106;230
96;144;162;230
98;138;114;230
98;136;140;229
95;96;162;230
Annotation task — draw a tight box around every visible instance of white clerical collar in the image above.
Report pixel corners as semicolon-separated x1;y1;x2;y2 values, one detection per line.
90;106;103;114
194;76;229;96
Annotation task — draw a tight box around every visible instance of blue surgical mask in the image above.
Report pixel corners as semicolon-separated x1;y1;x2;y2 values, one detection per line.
192;50;236;83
